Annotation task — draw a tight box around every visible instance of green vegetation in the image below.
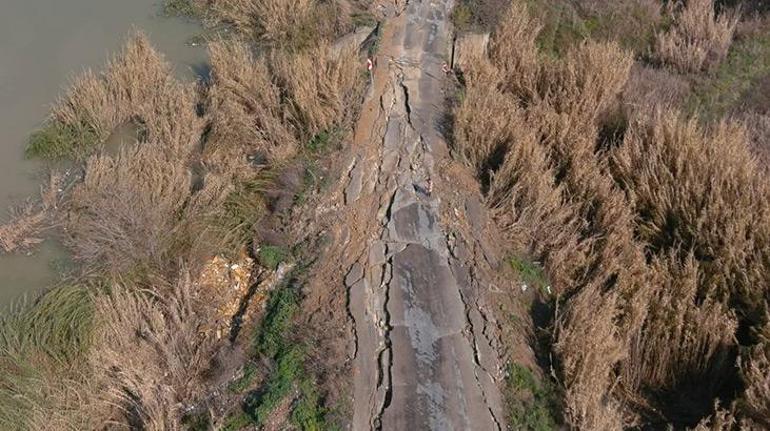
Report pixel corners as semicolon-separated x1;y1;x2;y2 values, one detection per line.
0;285;95;430
306;128;343;154
351;11;377;28
26;122;98;160
451;3;475;32
253;279;299;358
217;176;271;251
451;0;508;33
0;285;95;362
527;0;590;57
689;34;770;118
221;412;252;431
510;256;550;296
181;410;211;431
505;364;561;431
258;245;291;272
162;0;207;19
229;362;259;393
222;271;334;430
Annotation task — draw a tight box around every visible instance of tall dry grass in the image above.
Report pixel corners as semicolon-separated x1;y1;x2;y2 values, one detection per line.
47;32;202;159
654;0;740;73
89;273;214;428
270;43;364;139
65;146;193;278
11;0;370;426
486;0;541;102
741;314;770;429
455;1;770;427
206;39;298;169
205;38;364;172
0;173;62;253
620;255;737;397
203;0;352;48
612;110;770;320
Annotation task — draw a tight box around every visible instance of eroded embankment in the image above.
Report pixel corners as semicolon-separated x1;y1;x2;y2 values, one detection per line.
318;0;505;428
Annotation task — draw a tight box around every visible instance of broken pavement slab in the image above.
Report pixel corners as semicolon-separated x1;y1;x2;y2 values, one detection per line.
339;0;505;428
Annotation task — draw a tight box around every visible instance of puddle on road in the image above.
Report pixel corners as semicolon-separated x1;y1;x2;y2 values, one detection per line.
0;0;207;304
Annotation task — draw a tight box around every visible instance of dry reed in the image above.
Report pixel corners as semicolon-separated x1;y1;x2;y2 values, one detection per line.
0;173;62;253
50;32;202;159
65;146;192;277
206;39;298;169
453;0;770;427
654;0;740;73
90;272;214;429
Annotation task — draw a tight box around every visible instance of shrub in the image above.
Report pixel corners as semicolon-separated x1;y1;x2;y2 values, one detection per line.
65;146;192;278
654;0;740;73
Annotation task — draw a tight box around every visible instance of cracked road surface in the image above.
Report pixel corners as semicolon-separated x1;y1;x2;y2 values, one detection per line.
326;0;505;429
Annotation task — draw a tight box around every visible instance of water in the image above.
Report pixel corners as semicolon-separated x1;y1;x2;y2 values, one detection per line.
0;0;207;304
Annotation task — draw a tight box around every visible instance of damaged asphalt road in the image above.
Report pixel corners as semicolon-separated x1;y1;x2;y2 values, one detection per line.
325;0;506;428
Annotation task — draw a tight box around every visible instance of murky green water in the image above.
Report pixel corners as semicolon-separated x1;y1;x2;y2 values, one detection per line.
0;0;206;304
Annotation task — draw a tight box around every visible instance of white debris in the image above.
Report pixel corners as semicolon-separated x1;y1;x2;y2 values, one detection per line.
521;284;528;292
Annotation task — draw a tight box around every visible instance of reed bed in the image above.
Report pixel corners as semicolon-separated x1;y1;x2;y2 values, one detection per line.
454;1;770;428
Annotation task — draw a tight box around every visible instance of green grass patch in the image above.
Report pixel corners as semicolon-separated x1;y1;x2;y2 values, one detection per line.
505;363;561;431
213;175;271;252
451;2;475;33
688;34;770;119
1;285;95;362
525;0;589;58
306;128;342;154
510;256;550;296
257;245;291;272
253;281;299;358
245;345;304;425
224;271;335;430
365;25;382;58
26;121;98;160
229;362;260;393
0;285;96;430
181;410;211;431
221;412;252;431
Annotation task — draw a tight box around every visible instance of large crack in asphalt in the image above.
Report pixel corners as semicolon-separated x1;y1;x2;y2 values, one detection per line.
340;0;504;429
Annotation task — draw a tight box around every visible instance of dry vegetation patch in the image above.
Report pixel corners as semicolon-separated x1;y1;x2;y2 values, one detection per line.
654;0;740;73
4;0;370;424
453;1;770;428
29;33;202;160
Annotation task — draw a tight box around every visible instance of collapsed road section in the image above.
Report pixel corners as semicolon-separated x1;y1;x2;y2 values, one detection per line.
336;0;505;429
